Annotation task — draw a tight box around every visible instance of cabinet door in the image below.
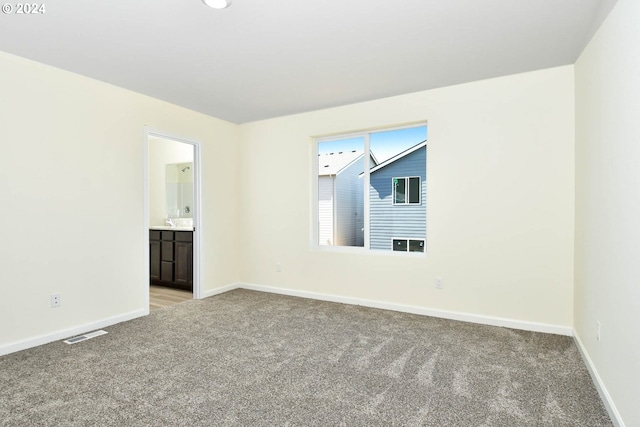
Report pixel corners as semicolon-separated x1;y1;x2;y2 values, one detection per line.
161;241;174;262
174;241;193;289
150;241;161;282
161;261;174;282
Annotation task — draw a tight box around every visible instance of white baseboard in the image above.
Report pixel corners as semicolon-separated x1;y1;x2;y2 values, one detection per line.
2;281;241;356
237;282;573;336
573;332;625;427
0;309;146;357
200;283;242;299
1;282;572;357
4;283;619;424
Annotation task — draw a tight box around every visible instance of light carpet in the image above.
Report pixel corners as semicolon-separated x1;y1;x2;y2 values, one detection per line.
0;289;612;426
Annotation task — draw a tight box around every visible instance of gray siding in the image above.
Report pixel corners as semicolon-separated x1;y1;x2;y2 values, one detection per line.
369;146;426;251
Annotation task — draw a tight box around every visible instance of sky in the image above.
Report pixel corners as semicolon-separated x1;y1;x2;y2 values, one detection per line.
318;125;427;164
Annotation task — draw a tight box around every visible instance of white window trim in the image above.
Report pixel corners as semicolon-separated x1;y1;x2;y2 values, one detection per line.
392;176;421;205
392;237;426;253
311;122;428;256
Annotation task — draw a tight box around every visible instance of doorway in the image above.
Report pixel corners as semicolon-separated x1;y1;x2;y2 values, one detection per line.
145;131;202;311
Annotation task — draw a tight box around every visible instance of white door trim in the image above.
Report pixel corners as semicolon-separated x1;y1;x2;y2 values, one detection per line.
143;128;203;304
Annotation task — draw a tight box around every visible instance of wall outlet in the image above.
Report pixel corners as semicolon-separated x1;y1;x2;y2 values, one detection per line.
276;263;282;272
596;320;601;341
51;293;61;308
435;277;443;289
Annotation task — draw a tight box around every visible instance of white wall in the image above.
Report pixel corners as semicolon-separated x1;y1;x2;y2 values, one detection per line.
239;66;575;331
575;0;640;425
0;51;240;354
1;17;634;421
148;137;194;226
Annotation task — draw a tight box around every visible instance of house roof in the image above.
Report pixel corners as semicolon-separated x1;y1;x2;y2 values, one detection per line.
318;150;364;176
369;141;427;174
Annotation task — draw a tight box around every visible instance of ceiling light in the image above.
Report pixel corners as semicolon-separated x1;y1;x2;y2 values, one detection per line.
202;0;231;9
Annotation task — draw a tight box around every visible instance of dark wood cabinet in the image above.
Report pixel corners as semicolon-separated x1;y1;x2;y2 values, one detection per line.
150;239;161;282
149;229;193;291
174;241;193;286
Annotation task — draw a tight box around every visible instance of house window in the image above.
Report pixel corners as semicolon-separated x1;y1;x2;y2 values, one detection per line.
393;177;420;205
314;123;427;253
393;238;425;253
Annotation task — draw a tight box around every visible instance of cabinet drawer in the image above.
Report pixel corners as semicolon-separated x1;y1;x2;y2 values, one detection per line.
161;231;174;241
149;230;161;241
175;231;193;242
161;242;174;261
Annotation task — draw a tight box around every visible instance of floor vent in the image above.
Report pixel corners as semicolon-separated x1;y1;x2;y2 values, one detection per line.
63;330;108;345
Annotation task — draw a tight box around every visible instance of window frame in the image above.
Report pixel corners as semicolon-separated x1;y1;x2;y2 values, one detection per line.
392;238;426;253
311;122;428;256
392;176;421;205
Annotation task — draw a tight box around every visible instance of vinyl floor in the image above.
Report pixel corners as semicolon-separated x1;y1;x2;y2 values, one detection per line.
149;285;192;311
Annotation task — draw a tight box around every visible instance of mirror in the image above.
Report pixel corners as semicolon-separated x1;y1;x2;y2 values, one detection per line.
166;162;193;218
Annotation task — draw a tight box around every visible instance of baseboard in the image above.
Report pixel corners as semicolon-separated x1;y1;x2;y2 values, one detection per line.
3;283;572;356
3;283;620;424
573;332;625;427
3;282;242;357
0;309;146;357
200;282;242;299
237;282;573;336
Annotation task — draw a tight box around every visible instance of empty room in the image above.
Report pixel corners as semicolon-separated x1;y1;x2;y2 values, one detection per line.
0;0;638;426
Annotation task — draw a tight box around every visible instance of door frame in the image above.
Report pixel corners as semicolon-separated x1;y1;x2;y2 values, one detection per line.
143;128;203;310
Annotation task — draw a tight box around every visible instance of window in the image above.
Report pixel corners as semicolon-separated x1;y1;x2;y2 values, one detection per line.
393;239;408;251
393;177;420;205
314;124;427;253
393;238;425;253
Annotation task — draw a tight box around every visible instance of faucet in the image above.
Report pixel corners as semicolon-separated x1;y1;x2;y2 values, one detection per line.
165;218;176;228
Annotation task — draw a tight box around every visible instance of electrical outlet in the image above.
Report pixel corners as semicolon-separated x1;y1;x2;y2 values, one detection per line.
51;293;61;308
596;320;601;341
435;277;443;289
276;263;282;273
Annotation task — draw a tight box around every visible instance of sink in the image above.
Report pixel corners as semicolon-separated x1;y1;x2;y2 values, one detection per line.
151;218;193;231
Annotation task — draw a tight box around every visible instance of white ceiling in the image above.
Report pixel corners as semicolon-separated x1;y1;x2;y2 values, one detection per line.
0;0;616;124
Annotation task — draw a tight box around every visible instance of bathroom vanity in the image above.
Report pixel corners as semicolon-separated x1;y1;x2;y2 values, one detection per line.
149;228;193;291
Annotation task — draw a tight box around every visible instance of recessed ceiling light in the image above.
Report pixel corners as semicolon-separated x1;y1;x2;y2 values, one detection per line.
202;0;231;9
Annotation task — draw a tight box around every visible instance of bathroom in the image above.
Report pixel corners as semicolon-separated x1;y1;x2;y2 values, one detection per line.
148;136;195;308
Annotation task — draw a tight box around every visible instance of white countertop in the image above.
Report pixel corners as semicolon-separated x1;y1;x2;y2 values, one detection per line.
150;226;194;231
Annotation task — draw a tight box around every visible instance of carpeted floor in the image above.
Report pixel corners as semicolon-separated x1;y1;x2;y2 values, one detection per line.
0;289;612;426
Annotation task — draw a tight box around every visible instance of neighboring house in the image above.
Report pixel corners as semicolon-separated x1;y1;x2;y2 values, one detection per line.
318;150;377;246
369;141;426;252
